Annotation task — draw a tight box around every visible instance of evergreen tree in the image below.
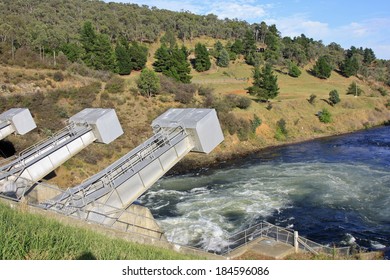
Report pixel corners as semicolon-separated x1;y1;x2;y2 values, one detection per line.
153;44;170;73
80;21;114;71
153;44;191;83
137;68;160;98
194;43;211;72
128;42;148;71
247;64;279;101
217;48;229;67
61;42;83;63
346;81;364;96
230;39;244;55
264;24;281;62
213;41;224;56
363;48;376;65
80;21;97;68
341;55;359;77
115;38;132;75
329;89;340;105
312;55;332;79
243;29;256;56
288;61;301;77
93;34;115;71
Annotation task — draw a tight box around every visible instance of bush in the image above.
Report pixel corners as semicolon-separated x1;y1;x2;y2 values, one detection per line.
329;90;340;105
275;118;288;140
251;114;262;133
378;87;388;96
288;63;302;77
53;71;65;82
318;108;332;123
308;94;317;105
174;90;194;104
105;76;125;94
236;96;252;109
346;82;364;96
198;85;214;96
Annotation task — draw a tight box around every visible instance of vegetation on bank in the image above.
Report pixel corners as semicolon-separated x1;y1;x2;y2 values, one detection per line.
0;201;200;260
0;0;389;183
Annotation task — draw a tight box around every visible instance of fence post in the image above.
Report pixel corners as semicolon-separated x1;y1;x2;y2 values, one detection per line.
294;231;299;253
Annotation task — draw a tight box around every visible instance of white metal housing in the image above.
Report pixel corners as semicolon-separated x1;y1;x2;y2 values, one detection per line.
69;108;123;144
152;108;224;153
0;108;36;139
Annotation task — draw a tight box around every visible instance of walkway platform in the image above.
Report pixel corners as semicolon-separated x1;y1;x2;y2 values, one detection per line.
226;237;296;259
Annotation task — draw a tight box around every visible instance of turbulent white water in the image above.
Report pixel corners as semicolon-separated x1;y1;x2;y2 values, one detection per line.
139;126;390;254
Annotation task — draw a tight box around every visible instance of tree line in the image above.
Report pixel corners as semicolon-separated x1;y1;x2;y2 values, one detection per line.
0;0;389;88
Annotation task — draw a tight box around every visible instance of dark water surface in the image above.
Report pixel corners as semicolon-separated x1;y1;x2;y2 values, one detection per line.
139;126;390;257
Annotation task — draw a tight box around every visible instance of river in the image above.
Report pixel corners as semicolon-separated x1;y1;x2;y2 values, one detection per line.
139;126;390;258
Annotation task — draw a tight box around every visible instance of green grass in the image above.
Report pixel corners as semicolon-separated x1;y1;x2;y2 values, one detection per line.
0;202;201;260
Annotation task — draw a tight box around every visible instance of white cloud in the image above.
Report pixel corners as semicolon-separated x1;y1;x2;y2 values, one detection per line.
207;1;269;21
267;15;330;39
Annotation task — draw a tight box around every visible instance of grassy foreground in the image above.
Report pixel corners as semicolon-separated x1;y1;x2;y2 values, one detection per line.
0;201;200;260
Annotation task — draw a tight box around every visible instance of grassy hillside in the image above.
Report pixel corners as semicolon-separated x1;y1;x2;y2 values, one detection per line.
0;37;389;186
0;201;200;260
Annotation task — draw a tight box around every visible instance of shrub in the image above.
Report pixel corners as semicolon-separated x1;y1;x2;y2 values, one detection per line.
219;112;240;135
198;85;214;96
346;82;364;96
105;76;125;94
236;96;252;109
137;68;160;98
378;87;388;96
318;108;332;123
251;114;262;133
288;63;302;78
275;118;288;141
174;90;194;104
53;71;65;82
329;90;340;105
308;94;317;105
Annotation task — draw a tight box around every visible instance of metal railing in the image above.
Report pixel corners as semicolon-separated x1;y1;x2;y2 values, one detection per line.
1;179;167;241
223;221;352;257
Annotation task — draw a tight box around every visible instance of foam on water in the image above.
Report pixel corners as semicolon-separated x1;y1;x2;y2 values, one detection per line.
139;127;390;253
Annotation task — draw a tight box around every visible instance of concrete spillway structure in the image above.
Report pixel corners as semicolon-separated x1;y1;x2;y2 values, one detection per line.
42;108;224;228
0;108;123;198
0;108;36;140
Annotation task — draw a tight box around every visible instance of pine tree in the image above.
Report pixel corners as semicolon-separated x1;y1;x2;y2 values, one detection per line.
115;38;132;75
93;34;115;71
80;22;114;71
80;21;97;68
129;42;148;71
243;29;256;56
217;48;229;67
341;56;359;77
230;39;244;55
248;64;279;101
153;44;191;83
194;43;211;72
312;56;332;79
363;48;376;65
153;44;170;73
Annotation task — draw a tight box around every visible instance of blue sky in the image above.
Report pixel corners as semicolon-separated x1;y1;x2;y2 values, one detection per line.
105;0;390;59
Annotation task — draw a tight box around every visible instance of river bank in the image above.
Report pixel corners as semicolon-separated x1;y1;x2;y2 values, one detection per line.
171;115;390;175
